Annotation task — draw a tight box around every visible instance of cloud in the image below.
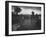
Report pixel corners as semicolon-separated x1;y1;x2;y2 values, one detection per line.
18;7;41;15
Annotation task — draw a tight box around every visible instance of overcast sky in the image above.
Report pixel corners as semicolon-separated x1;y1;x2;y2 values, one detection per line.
18;6;41;15
12;6;41;15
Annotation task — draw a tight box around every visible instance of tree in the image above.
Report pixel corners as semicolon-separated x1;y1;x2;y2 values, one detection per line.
13;6;22;15
32;11;34;16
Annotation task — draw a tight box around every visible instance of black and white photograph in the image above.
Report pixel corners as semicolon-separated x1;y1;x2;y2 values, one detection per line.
12;6;41;31
5;1;45;36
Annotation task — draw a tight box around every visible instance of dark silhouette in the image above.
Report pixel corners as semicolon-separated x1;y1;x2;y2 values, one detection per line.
12;6;22;25
12;6;22;15
32;11;34;16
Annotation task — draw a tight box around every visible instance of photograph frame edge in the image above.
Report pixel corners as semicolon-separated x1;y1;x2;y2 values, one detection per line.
5;1;45;36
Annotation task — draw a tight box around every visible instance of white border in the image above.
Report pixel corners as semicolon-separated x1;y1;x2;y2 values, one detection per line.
9;2;44;35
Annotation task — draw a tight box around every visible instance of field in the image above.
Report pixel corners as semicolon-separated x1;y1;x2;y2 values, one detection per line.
12;14;41;31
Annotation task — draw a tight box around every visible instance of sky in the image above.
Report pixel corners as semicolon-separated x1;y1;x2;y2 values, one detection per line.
12;6;41;15
18;6;41;15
